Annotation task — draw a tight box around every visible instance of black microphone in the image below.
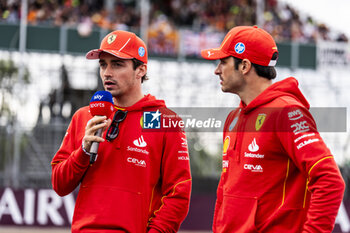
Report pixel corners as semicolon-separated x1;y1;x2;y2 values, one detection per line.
88;91;114;164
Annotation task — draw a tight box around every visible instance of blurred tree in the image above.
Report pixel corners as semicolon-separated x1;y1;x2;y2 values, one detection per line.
0;59;30;125
0;59;30;187
187;131;222;178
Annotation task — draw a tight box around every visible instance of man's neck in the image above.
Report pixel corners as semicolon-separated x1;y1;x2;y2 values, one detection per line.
239;78;272;106
114;92;144;107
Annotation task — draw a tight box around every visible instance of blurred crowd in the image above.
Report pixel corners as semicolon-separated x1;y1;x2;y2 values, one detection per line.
0;0;348;54
0;0;141;36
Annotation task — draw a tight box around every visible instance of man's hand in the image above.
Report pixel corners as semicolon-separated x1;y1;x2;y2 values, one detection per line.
82;116;110;152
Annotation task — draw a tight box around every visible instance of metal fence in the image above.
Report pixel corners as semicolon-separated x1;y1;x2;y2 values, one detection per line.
0;123;67;188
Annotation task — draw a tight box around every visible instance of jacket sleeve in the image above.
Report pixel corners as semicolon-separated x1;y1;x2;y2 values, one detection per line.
51;109;91;196
147;129;192;233
277;105;345;233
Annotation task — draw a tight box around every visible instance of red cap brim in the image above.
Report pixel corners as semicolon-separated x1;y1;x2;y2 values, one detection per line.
86;49;134;60
201;48;230;60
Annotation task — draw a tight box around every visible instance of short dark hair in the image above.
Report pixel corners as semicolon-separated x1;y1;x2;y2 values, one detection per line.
233;57;277;80
131;58;148;83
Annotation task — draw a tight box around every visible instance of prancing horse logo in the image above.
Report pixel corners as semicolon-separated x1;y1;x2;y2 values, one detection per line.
107;34;117;44
255;113;266;131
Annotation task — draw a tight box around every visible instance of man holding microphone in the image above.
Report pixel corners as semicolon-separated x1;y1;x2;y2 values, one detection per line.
51;30;191;233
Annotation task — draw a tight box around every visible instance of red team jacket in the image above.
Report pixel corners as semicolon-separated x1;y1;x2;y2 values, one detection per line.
214;77;345;233
51;94;191;233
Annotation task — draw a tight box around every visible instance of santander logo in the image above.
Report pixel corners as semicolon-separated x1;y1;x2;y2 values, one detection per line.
248;138;259;152
133;135;147;147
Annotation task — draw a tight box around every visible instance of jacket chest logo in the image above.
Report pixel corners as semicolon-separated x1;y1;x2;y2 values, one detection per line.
255;113;266;131
248;138;259;152
133;135;147;147
127;135;150;155
223;136;230;155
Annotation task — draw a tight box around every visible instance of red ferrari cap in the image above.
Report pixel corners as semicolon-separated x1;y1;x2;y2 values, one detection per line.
201;26;278;66
86;30;148;64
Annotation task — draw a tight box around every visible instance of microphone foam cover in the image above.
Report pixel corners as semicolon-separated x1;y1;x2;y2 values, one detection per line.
89;91;114;117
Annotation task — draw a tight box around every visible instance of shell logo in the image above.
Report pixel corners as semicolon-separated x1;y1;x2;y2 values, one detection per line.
140;115;144;128
223;136;230;155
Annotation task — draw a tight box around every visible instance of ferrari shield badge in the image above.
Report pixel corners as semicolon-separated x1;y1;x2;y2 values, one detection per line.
255;113;266;131
107;34;117;44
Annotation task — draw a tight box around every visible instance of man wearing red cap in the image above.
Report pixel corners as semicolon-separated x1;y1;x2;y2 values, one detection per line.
51;30;191;232
201;26;345;232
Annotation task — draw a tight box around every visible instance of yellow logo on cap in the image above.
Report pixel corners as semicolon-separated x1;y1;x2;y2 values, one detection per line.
255;113;266;131
107;34;117;44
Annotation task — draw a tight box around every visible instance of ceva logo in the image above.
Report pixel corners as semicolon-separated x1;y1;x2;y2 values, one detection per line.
127;157;146;167
244;164;263;172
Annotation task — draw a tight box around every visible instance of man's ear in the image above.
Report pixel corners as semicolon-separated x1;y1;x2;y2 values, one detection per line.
241;59;252;75
136;64;147;80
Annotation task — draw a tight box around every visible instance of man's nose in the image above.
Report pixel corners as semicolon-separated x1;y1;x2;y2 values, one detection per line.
214;63;221;75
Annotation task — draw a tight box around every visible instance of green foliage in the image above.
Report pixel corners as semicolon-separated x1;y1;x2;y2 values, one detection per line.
0;59;30;124
0;60;17;80
187;132;222;178
0;59;30;84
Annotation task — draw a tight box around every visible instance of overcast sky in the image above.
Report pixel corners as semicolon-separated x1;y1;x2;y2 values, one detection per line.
279;0;350;38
